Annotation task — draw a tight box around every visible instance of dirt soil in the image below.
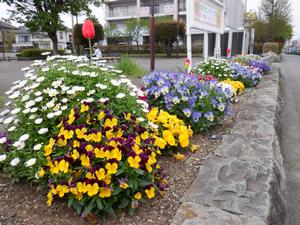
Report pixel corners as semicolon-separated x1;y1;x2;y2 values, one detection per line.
0;87;253;225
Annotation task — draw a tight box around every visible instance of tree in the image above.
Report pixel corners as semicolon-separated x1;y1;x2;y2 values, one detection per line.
3;0;103;54
73;20;104;48
155;21;185;57
104;23;123;39
124;18;148;47
259;0;292;22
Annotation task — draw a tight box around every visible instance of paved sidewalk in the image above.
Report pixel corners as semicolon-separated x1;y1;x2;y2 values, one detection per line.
280;54;300;225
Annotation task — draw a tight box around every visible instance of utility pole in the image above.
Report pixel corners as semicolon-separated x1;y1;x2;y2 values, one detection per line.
176;0;180;58
150;0;155;71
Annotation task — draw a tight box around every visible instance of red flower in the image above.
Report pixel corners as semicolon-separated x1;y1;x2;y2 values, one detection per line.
82;20;95;39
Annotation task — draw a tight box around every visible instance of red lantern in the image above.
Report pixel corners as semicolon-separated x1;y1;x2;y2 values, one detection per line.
82;20;95;39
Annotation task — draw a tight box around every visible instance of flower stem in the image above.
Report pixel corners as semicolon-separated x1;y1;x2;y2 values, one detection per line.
88;38;92;65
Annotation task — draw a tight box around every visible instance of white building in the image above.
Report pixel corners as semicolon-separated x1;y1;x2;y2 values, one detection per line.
104;0;246;57
13;27;73;53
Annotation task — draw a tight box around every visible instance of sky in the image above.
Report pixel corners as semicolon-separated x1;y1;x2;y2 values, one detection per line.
0;0;299;39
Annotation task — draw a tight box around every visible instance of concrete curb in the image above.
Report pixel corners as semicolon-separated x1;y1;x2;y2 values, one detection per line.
171;61;285;225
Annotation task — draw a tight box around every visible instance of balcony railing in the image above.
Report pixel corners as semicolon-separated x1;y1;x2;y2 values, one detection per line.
107;5;137;18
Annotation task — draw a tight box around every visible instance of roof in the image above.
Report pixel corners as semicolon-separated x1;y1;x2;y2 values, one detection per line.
0;21;18;30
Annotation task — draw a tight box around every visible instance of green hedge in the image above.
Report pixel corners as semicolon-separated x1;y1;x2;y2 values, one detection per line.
20;48;65;58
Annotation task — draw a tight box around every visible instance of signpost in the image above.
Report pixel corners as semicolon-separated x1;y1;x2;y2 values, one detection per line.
186;0;225;71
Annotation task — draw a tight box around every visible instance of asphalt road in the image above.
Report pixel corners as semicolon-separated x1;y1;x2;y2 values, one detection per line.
281;54;300;225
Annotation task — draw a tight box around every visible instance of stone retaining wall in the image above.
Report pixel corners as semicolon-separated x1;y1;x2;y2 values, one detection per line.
172;63;285;225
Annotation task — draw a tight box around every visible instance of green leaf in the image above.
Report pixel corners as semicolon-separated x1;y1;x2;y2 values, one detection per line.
118;198;130;209
138;180;152;187
134;169;144;175
81;200;95;218
128;207;136;216
96;198;103;210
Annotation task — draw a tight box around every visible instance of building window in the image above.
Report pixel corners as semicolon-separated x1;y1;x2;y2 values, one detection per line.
59;32;64;40
18;35;30;43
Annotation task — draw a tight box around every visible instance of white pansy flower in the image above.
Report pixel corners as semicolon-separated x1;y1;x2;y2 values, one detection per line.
10;157;20;166
8;126;16;132
148;121;159;130
19;134;30;142
22;108;31;114
142;108;149;113
0;154;7;162
34;96;43;102
82;98;94;103
11;108;21;115
29;114;37;120
34;118;43;124
47;88;58;97
5;101;12;106
96;83;108;90
111;79;121;86
3;117;14;125
0;137;7;144
9;91;20;99
33;144;42;151
0;109;10;116
52;80;62;88
25;158;37;167
116;93;125;99
137;117;145;122
38;128;49;134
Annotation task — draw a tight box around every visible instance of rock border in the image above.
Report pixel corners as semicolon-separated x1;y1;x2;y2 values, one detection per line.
172;59;285;225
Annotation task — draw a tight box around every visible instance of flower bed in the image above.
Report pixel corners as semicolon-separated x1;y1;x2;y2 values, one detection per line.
0;55;193;217
143;71;235;132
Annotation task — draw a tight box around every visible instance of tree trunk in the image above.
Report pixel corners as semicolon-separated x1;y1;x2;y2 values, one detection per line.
48;31;59;55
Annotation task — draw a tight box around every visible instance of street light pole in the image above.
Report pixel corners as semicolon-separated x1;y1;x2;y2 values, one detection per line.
176;0;180;59
150;0;155;71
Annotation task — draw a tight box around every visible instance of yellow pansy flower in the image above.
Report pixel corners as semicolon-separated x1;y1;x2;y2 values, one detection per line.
44;138;56;156
77;182;88;193
128;156;141;169
55;184;69;197
86;183;99;196
104;118;118;128
105;130;114;139
98;111;105;120
141;131;149;140
146;108;158;122
58;138;67;147
80;154;90;168
135;136;141;145
85;172;95;180
99;187;112;198
47;191;53;206
154;136;167;149
63;129;74;140
105;162;118;175
119;182;129;189
71;149;80;160
38;168;45;177
49;161;60;174
107;148;122;161
134;192;142;200
145;186;155;199
73;140;80;148
95;168;106;180
133;144;143;155
92;132;102;142
103;174;111;185
75;127;87;139
85;144;94;152
125;113;131;120
80;104;89;113
179;133;189;148
67;109;76;125
163;130;176;146
58;159;69;173
94;148;106;159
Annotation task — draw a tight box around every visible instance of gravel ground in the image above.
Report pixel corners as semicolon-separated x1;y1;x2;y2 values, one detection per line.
0;78;253;225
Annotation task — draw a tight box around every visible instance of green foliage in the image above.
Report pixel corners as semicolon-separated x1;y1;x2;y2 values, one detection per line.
73;21;104;48
104;23;122;38
155;21;185;57
20;49;64;58
3;0;103;54
115;57;147;77
125;18;148;46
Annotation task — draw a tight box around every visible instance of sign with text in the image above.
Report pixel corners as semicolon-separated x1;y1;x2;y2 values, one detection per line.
187;0;224;33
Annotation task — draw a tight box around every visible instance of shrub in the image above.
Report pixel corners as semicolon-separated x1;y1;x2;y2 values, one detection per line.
114;57;147;77
263;42;279;54
143;71;235;132
193;58;233;81
20;48;65;59
231;54;262;66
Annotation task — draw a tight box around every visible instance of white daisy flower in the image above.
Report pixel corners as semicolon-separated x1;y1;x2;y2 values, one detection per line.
99;98;109;103
111;79;121;87
34;118;43;124
8;91;20;99
61;105;68;111
3;117;14;125
5;101;12;106
30;107;38;113
13;119;19;125
29;114;37;120
25;100;35;108
33;144;42;150
38;128;49;134
21;67;31;71
54;110;62;116
30;83;40;89
0;109;10;116
47;88;58;97
34;91;42;96
34;96;43;102
46;101;55;108
19;134;30;142
36;76;45;83
10;157;20;166
21;95;30;102
24;158;37;167
52;80;62;88
87;90;96;96
5;89;13;95
116;93;125;99
41;51;51;56
61;98;68;103
22;108;31;114
8;126;16;132
0;154;7;162
11;108;21;115
96;83;107;90
47;113;54;119
41;67;50;72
